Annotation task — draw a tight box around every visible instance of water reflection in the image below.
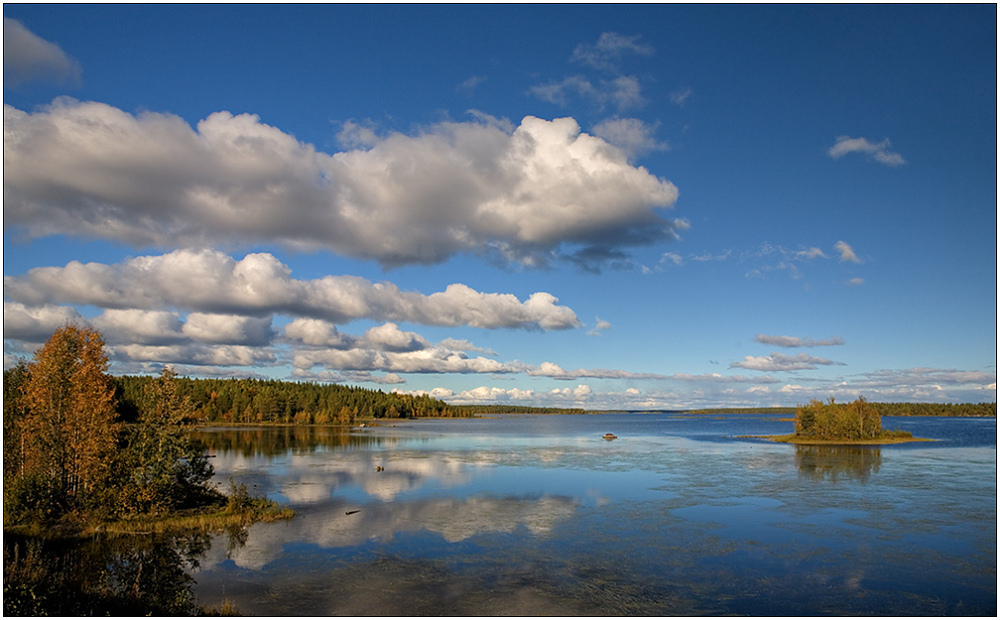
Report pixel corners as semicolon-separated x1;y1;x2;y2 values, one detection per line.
210;446;475;503
4;530;223;615
191;425;394;457
203;493;578;571
185;417;995;616
795;445;882;483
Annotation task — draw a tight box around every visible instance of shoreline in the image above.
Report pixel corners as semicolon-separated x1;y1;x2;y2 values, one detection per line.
759;433;935;445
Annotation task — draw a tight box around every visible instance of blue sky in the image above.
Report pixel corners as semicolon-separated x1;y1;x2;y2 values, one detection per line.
4;5;996;409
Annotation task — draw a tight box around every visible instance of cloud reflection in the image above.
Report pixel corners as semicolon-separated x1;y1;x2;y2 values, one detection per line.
201;493;577;571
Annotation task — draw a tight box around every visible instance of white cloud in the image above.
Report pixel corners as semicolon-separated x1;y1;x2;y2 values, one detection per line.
586;317;612;337
846;277;865;286
828;135;905;166
4;101;679;267
795;247;826;259
335;119;379;149
3;249;581;330
835;240;862;263
608;76;645;110
528;75;596;106
2;302;84;342
292;346;523;376
528;76;646;112
660;252;684;266
570;32;653;71
590;117;667;160
113;343;276;367
854;367;996;388
527;362;664;381
182;313;274;346
361;323;430;353
3;17;81;87
754;334;845;348
286;323;529;377
456;75;486;95
283;318;355;348
730;352;844;372
92;309;185;345
403;362;996;409
668;87;693;106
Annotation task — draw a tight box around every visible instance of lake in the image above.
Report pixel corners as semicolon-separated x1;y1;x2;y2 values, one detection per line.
187;413;996;615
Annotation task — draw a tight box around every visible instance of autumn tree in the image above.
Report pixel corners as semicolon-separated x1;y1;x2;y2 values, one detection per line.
17;325;119;513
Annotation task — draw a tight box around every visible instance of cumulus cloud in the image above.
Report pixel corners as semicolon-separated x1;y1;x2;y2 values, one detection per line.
835;240;862;263
828;136;905;166
2;302;84;342
335;119;379;148
282;317;525;376
3;249;581;330
407;365;995;410
183;313;275;346
114;342;276;367
730;352;844;372
291;345;525;376
754;334;845;348
3;17;81;87
360;323;430;353
4;101;679;267
91;309;185;345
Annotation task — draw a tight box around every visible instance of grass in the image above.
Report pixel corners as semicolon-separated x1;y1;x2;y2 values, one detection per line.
88;504;295;536
4;479;294;540
762;432;934;445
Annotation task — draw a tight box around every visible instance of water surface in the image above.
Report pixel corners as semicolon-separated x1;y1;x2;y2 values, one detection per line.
189;414;996;615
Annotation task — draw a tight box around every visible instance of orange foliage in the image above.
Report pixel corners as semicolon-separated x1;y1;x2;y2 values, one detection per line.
20;325;119;501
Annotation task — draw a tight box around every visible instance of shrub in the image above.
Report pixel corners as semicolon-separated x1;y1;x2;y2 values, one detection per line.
795;397;884;441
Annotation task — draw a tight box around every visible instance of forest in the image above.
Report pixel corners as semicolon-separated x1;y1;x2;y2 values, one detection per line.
112;373;462;425
686;402;995;417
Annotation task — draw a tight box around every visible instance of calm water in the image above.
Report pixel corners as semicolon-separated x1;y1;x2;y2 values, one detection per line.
187;414;996;615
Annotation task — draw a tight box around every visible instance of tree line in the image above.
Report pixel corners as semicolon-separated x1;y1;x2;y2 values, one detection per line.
868;401;996;417
113;374;465;425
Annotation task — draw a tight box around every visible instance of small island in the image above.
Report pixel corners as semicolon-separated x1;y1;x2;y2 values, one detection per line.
764;397;932;445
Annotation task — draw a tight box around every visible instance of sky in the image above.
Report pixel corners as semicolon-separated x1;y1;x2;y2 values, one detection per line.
3;5;996;410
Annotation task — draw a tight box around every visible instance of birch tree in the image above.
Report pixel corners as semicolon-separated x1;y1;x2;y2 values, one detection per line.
20;325;119;507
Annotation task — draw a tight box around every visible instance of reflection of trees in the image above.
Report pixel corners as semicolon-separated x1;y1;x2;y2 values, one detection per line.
191;425;396;457
795;445;882;483
3;529;229;615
